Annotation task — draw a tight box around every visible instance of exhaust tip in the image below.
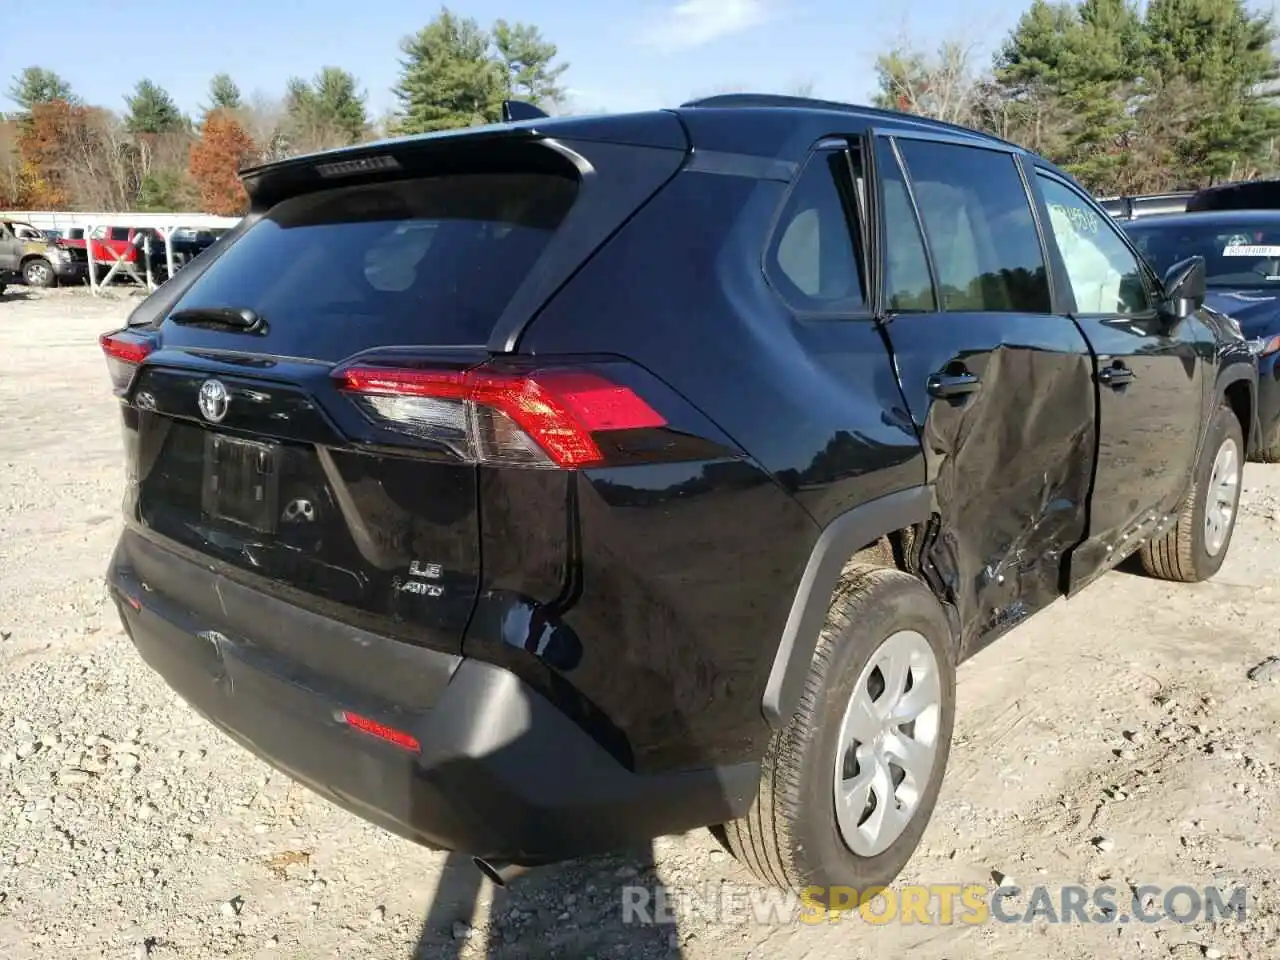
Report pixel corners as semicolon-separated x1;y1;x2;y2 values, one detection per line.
472;857;529;887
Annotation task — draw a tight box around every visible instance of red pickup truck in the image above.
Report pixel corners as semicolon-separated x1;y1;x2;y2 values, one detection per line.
77;226;161;280
63;226;216;283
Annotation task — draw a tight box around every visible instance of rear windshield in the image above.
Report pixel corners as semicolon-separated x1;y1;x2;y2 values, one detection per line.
165;172;578;357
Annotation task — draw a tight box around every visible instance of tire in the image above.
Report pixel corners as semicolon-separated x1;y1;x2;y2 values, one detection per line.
1139;403;1243;582
22;258;55;288
719;565;956;907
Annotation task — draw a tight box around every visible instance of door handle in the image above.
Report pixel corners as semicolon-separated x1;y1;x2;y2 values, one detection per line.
927;371;981;399
1098;365;1135;387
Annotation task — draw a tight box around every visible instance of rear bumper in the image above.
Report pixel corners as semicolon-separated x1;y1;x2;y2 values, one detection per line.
106;539;758;865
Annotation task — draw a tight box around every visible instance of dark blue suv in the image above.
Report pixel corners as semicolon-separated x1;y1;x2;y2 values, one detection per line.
100;95;1258;903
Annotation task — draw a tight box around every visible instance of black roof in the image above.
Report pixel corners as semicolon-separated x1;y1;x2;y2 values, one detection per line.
239;93;1085;204
246;94;1028;171
678;94;1025;152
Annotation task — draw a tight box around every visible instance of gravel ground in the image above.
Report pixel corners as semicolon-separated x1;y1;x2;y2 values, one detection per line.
1;287;1278;959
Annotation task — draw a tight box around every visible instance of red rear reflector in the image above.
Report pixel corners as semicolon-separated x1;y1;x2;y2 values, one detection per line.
334;364;667;469
340;711;421;753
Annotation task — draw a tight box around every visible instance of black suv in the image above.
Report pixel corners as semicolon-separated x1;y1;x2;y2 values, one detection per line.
102;95;1258;902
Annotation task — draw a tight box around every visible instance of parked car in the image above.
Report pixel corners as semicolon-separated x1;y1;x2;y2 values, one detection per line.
144;227;224;280
100;93;1258;903
63;225;163;283
1125;209;1280;460
168;227;223;258
1;219;89;287
1185;178;1280;213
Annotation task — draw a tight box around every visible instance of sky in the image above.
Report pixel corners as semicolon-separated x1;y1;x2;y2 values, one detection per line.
4;0;1044;119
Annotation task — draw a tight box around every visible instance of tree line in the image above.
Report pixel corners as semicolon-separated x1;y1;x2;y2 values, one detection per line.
874;0;1280;195
0;7;569;216
4;0;1276;217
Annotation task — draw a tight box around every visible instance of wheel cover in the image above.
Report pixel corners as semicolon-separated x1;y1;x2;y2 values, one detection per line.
1204;436;1240;558
833;629;942;858
26;261;49;284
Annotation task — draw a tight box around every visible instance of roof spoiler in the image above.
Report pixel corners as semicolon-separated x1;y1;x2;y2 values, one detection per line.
501;99;549;123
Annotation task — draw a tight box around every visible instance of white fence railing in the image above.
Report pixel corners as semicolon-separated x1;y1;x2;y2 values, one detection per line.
2;210;242;295
1;210;241;232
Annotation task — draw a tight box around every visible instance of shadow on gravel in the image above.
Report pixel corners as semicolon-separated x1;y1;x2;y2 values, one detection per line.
412;845;681;959
1113;552;1150;577
403;689;731;958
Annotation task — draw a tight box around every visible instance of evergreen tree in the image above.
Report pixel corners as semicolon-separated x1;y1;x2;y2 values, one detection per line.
492;20;568;106
7;67;76;110
284;67;368;147
125;79;185;134
394;8;505;133
206;73;243;112
1143;0;1280;182
136;169;193;211
995;0;1081;95
1063;0;1146;189
992;0;1280;188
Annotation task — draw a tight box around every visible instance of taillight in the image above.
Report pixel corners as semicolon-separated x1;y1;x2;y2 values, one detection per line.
100;330;155;394
333;362;668;469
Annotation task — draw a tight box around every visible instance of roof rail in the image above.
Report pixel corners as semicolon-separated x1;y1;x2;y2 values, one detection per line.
501;99;549;123
679;93;1024;152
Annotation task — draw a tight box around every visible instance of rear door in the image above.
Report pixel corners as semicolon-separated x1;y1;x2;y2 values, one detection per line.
874;132;1098;653
112;130;689;656
1030;170;1206;590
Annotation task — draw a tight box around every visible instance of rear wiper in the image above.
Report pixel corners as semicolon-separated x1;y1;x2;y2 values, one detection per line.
169;306;266;333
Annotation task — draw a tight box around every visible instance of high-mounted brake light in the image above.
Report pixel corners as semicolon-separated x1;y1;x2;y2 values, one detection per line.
100;331;155;393
334;364;667;468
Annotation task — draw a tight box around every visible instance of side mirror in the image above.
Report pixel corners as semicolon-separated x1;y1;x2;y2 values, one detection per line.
1160;256;1206;322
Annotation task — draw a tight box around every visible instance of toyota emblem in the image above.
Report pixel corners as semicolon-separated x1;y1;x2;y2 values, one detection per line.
198;379;230;423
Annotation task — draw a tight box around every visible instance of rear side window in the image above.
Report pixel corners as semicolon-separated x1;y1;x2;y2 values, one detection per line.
876;139;936;311
897;140;1051;314
166;173;578;356
766;149;866;313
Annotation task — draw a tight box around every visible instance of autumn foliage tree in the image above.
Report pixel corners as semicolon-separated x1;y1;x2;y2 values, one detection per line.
188;109;256;215
17;100;89;208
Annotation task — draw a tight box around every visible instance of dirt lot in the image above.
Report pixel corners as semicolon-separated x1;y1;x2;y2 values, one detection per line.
0;287;1277;960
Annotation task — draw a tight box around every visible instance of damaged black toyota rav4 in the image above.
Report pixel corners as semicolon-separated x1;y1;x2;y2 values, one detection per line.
103;95;1258;902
